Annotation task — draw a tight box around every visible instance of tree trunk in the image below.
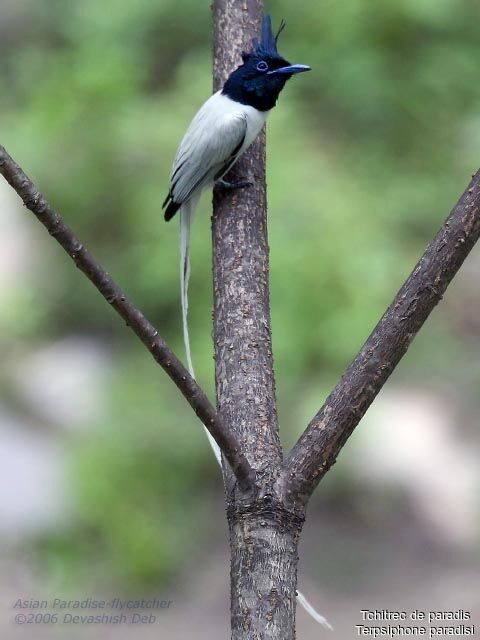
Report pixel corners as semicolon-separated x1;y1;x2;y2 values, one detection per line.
228;501;303;640
212;1;298;637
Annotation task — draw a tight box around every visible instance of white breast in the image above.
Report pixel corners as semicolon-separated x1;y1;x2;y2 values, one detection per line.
184;91;268;153
230;96;269;155
169;92;269;205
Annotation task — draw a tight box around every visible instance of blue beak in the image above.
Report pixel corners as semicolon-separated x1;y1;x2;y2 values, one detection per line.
267;64;311;76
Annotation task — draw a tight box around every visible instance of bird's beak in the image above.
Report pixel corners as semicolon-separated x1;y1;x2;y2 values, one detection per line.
267;64;311;76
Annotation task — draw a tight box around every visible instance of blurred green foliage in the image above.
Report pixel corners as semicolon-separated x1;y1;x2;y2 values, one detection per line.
1;0;480;586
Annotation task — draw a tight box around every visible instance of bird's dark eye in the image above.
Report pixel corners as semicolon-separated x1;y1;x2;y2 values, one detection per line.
256;61;268;72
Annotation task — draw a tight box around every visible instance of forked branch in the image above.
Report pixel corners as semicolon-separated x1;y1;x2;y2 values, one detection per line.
2;142;479;511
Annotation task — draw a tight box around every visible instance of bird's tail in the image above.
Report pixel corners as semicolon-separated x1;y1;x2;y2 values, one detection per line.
180;197;197;377
180;199;331;632
180;197;222;465
296;590;333;630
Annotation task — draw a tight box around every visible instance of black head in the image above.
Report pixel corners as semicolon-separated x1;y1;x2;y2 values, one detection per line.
222;16;310;112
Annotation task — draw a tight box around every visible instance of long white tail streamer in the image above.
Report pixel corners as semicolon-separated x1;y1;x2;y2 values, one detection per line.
180;197;222;465
297;590;333;630
179;196;331;630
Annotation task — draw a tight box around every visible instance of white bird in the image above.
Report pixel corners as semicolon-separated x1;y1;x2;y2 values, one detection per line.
163;15;309;460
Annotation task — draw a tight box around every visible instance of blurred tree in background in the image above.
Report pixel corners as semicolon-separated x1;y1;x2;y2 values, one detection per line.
1;0;479;589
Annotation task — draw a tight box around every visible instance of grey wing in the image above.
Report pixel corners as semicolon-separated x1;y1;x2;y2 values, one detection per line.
163;106;247;220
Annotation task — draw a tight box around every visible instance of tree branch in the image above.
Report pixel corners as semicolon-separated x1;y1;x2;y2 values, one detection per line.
279;170;480;509
0;144;256;492
212;0;282;490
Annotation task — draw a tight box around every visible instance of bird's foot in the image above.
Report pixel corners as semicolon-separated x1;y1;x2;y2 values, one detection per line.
214;178;253;191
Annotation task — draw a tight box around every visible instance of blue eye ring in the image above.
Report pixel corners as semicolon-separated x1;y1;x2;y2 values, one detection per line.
256;61;268;72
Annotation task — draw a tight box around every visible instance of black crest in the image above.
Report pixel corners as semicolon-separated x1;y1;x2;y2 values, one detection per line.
244;15;286;60
223;14;307;112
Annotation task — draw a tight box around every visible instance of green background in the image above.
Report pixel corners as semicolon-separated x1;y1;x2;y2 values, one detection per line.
1;0;479;603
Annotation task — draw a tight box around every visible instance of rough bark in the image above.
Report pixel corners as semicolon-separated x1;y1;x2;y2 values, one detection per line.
212;0;282;486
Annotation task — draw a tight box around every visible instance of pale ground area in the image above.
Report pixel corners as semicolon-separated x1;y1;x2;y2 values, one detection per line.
1;384;479;639
1;503;479;640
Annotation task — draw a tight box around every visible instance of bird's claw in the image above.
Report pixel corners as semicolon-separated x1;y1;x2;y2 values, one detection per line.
215;178;253;191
